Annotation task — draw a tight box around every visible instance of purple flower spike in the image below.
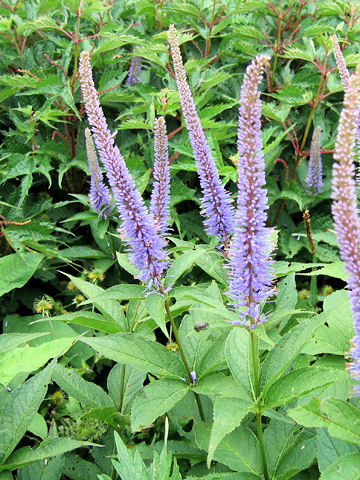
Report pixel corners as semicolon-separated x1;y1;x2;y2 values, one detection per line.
126;54;142;86
229;55;274;326
79;52;167;287
306;126;323;195
331;65;360;396
168;25;233;245
85;128;112;217
331;35;350;88
150;117;171;236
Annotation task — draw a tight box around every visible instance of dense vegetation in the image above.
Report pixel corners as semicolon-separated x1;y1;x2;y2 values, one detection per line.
1;1;360;479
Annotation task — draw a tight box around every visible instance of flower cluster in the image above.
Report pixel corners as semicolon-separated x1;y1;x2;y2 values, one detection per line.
85;128;111;217
228;55;274;325
306;125;323;195
126;53;142;86
79;51;167;287
168;25;233;245
150;117;171;236
331;65;360;395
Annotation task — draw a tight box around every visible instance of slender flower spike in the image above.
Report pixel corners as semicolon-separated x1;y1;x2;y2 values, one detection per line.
306;126;323;194
79;51;167;287
126;54;142;86
331;64;360;396
150;117;171;236
331;35;350;88
85;128;112;216
168;25;233;245
229;55;274;326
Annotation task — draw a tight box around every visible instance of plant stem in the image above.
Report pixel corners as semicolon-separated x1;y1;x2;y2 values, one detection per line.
118;364;126;413
164;298;205;421
250;331;269;480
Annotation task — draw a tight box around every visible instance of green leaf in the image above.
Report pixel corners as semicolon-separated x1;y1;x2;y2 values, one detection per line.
317;429;360;474
225;328;254;398
0;362;54;464
131;378;188;431
145;293;167;336
52;363;113;408
43;311;123;334
27;412;48;440
0;332;48;353
275;434;317;480
88;284;146;301
274;273;298;326
260;316;324;389
112;432;151;480
197;332;229;379
107;364;146;414
302;290;354;355
63;274;125;328
164;249;208;288
0;253;44;297
1;438;93;472
0;337;76;385
320;453;360;480
195;424;262;475
262;368;347;408
80;333;186;379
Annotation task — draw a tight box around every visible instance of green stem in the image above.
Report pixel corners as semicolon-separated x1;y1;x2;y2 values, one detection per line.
118;364;126;413
250;331;269;480
164;298;205;421
271;10;282;86
129;299;140;332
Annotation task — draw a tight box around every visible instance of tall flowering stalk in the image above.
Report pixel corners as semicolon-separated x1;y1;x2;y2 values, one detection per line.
168;25;233;245
150;117;171;236
331;64;360;396
228;55;274;326
331;35;350;87
306;126;323;194
126;53;142;86
79;52;167;287
85;128;112;216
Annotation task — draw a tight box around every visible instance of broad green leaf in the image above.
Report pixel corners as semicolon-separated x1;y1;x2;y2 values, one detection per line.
195;250;228;285
195;424;262;475
80;333;186;379
88;284;146;301
225;328;254;398
145;293;167;336
116;252;141;277
260;316;324;389
63;274;125;328
112;432;151;480
185;474;260;480
131;378;188;431
264;420;297;478
316;429;360;474
275;434;317;480
42;311;122;334
164;249;208;288
302;290;354;355
0;362;54;464
107;364;146;414
262;368;346;408
321;398;360;446
320;453;360;480
27;412;47;440
0;333;48;353
0;253;44;297
207;396;254;467
274;273;297;326
1;438;93;472
0;337;76;385
197;332;229;379
52;364;113;409
303;262;347;281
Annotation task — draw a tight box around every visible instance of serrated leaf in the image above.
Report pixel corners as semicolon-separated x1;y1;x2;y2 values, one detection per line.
52;363;113;408
320;453;360;480
43;311;123;334
225;328;254;398
80;333;186;379
131;378;188;431
0;362;54;463
0;253;44;297
164;248;208;288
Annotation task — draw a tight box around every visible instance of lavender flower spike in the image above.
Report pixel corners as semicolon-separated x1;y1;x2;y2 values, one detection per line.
229;55;274;326
168;25;233;245
150;117;171;236
331;35;350;88
306;126;323;194
85;128;112;216
126;53;142;86
79;51;167;286
331;64;360;396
